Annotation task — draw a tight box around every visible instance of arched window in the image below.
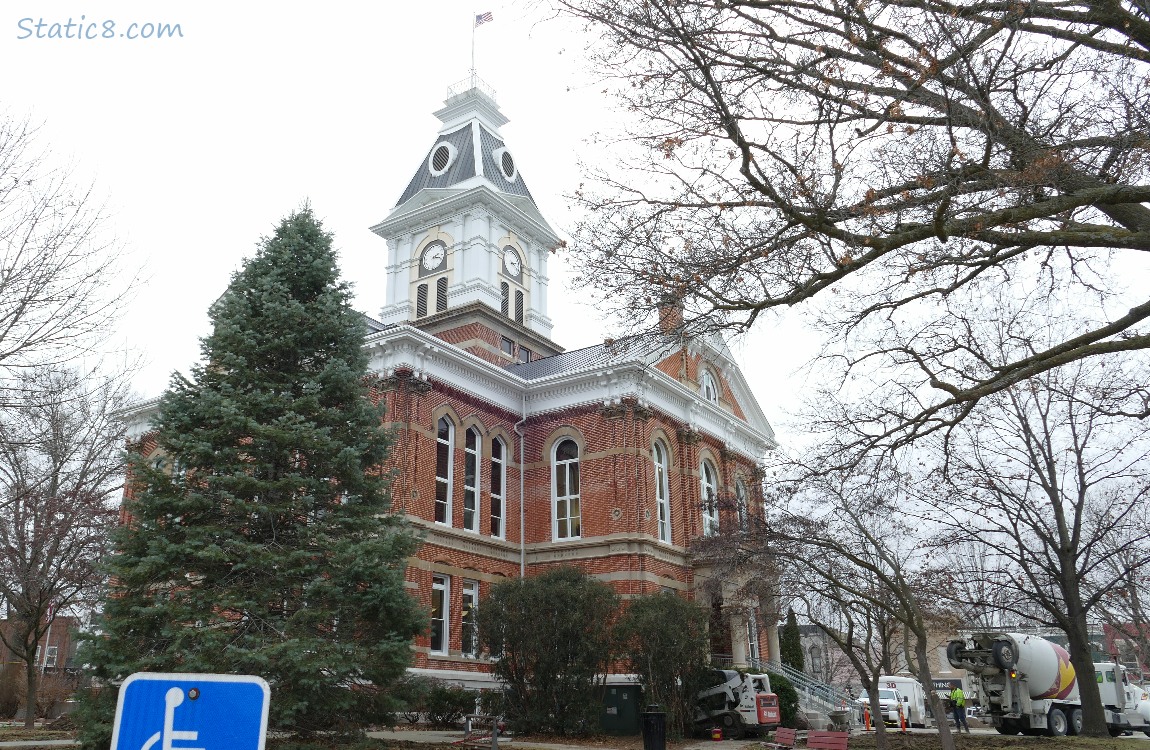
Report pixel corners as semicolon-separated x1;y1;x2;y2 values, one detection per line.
435;417;454;525
436;277;448;312
463;427;481;532
653;440;672;543
736;479;749;531
553;438;581;540
490;437;506;538
700;460;719;537
701;370;720;403
416;283;429;318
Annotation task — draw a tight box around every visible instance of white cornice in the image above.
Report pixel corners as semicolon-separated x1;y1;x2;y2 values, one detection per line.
119;397;162;441
372;186;558;249
121;328;775;462
365;325;774;460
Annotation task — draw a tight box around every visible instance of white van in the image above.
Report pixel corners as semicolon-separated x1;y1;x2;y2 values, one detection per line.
856;687;904;726
877;675;928;728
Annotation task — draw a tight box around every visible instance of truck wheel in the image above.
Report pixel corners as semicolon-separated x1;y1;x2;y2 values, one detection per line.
721;712;745;740
1068;709;1083;735
947;641;963;666
992;640;1016;669
996;719;1020;735
1047;708;1067;736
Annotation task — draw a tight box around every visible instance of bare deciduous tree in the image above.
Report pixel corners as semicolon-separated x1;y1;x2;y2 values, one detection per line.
547;0;1150;460
930;353;1150;735
0;113;129;395
698;463;959;750
1096;543;1150;679
0;367;125;727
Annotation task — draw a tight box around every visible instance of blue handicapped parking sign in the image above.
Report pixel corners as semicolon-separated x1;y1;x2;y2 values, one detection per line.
111;673;270;750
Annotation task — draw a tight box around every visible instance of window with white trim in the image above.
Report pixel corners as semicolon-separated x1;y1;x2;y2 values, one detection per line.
431;575;449;654
736;479;749;531
461;579;479;658
700;460;719;537
553;438;581;540
701;370;720;403
747;612;760;662
435;417;454;525
44;645;58;668
653;440;672;543
463;427;481;532
490;437;506;538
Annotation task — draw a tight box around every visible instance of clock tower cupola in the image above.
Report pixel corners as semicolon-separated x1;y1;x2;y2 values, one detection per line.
371;77;562;362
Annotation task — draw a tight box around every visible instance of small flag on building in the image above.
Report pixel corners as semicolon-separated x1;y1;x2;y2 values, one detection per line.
475;11;494;26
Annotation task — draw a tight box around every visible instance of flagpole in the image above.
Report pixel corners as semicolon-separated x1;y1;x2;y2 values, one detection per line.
470;11;477;86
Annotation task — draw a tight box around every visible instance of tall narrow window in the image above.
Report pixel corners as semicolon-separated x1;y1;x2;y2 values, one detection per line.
461;580;479;658
553;438;581;540
435;417;454;525
416;283;429;318
514;290;524;324
490;437;506;537
747;612;761;662
431;575;449;654
501;282;510;315
436;277;448;312
653;440;672;543
463;427;481;532
701;460;719;537
701;370;720;403
736;479;749;531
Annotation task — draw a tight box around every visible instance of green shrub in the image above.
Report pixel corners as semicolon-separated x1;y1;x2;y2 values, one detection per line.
766;672;800;728
424;682;475;728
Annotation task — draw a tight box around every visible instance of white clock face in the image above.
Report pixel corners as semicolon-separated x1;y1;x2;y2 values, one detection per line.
422;244;445;271
504;248;522;276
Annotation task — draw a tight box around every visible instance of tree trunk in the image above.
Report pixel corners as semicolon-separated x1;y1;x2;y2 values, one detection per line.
23;659;38;730
915;637;956;750
1066;617;1108;737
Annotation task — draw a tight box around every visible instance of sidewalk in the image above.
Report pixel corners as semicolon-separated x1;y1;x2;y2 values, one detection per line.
367;728;769;750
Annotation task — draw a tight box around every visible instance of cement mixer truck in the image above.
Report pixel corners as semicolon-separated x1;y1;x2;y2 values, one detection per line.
947;632;1150;737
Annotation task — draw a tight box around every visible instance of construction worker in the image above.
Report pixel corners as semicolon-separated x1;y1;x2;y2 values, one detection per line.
950;686;970;733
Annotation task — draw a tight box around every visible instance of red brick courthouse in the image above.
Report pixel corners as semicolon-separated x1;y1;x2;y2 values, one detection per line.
126;81;778;689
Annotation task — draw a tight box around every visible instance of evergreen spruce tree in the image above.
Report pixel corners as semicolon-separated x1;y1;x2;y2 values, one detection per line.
79;209;422;745
780;608;805;672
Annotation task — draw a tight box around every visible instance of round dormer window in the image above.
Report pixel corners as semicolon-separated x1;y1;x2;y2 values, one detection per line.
428;142;457;176
493;147;518;183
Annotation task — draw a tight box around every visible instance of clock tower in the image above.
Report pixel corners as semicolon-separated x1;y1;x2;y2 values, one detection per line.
371;78;562;364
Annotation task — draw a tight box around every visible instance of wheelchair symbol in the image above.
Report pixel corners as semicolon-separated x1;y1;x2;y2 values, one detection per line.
139;687;205;750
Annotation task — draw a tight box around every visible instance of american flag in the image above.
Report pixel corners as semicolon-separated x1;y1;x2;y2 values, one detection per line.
475;11;494;26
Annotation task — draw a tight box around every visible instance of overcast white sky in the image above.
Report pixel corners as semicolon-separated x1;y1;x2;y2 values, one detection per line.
1;0;816;438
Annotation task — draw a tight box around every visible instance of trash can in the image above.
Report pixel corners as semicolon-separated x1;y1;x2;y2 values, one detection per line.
641;704;667;750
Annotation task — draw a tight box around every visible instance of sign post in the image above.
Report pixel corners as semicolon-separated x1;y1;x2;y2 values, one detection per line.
111;673;270;750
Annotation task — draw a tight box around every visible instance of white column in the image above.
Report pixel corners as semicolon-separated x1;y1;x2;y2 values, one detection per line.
730;610;749;670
